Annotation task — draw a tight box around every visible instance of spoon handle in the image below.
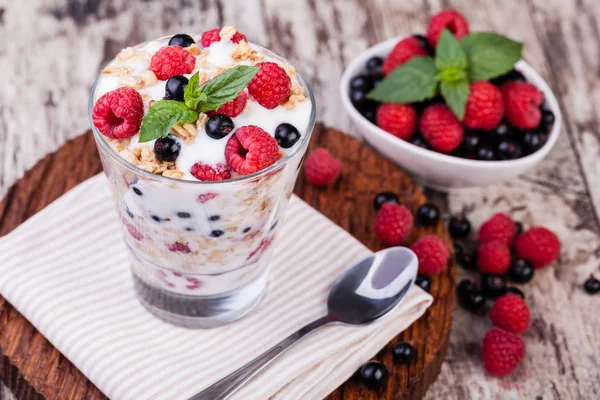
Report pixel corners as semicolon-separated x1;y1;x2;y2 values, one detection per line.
189;315;331;400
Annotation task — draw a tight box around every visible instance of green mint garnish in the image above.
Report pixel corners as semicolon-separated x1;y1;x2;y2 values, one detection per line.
367;29;523;120
138;65;259;143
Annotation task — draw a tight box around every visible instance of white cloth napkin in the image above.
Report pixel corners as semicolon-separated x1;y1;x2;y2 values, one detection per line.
0;174;432;400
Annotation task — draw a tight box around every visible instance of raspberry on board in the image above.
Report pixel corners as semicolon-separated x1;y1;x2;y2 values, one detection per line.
490;294;531;334
383;37;429;75
482;327;526;376
376;103;418;140
201;28;247;47
303;148;341;187
501;81;543;130
374;203;414;246
150;46;196;80
478;212;517;246
207;90;248;118
515;226;560;268
225;125;281;175
426;9;470;47
463;81;505;131
248;62;292;109
477;240;511;275
420;104;464;153
190;163;232;181
92;87;144;139
410;235;450;276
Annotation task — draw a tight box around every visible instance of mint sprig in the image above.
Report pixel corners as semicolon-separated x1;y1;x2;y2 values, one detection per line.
367;29;523;120
139;65;259;143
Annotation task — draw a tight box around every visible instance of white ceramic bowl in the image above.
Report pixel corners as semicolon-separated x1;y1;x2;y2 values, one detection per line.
340;37;562;192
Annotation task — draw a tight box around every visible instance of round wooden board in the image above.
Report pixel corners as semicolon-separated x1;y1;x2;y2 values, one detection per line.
0;124;455;400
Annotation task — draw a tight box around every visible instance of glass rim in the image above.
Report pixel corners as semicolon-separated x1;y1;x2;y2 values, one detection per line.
88;38;317;185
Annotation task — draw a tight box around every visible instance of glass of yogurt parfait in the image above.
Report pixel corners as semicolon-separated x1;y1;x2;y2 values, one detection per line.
89;27;315;328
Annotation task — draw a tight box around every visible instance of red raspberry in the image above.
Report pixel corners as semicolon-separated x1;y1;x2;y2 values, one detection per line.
374;204;414;246
197;193;219;203
515;227;560;268
248;62;291;109
420;104;464;153
383;37;428;75
376;103;418;140
478;213;517;246
410;235;450;276
225;126;280;175
501;81;543;130
477;240;511;275
482;327;525;376
427;10;470;48
207;90;248;118
490;294;530;334
303;148;341;187
92;87;144;139
149;46;195;80
190;163;232;181
463;81;504;130
200;28;247;47
168;242;192;254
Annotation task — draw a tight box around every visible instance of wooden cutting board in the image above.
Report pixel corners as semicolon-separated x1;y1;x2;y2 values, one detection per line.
0;124;455;400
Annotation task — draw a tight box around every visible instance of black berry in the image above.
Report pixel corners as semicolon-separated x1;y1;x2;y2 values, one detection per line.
455;242;478;270
476;145;497;161
457;279;486;312
410;134;430;149
211;230;225;237
164;75;189;102
497;139;523;160
362;108;377;124
506;287;525;299
350;89;379;113
416;203;440;226
275;123;301;148
413;34;433;55
489;122;513;143
508;259;534;283
151;215;163;222
359;361;389;389
243;227;251;233
133;187;143;196
125;208;134;219
373;192;399;211
415;275;431;292
521;131;546;154
168;33;195;47
481;274;508;298
393;342;416;364
185;227;194;232
448;215;471;239
365;57;384;75
540;109;555;132
491;69;526;86
584;276;600;295
209;215;221;221
462;132;481;154
154;136;181;162
350;74;374;92
176;212;191;218
206;114;234;139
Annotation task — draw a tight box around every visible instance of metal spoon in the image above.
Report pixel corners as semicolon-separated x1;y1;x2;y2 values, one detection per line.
190;247;419;400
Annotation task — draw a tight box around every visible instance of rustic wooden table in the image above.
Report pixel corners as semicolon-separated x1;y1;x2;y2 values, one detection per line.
0;0;598;399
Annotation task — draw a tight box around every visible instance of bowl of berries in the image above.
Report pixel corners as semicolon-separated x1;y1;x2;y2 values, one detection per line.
340;10;561;191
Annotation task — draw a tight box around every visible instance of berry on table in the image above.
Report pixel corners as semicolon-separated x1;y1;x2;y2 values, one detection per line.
482;327;525;376
521;131;547;155
477;241;511;275
191;163;232;181
393;342;416;364
426;9;470;47
154;136;181;162
507;259;534;283
248;62;291;109
457;279;486;312
168;33;195;47
303;148;342;187
207;90;248;118
373;192;400;211
481;274;508;299
416;203;441;226
501;81;543;130
150;46;196;80
225;126;281;175
420;104;464;153
448;215;471;239
92;87;144;139
274;123;301;148
415;275;431;292
506;286;525;298
411;235;450;276
515;227;560;268
374;203;414;246
478;213;517;246
463;81;504;131
164;75;189;102
383;36;428;75
497;139;523;160
376;103;418;140
365;56;384;76
584;275;600;295
489;294;530;334
201;28;247;47
206;114;235;139
360;361;389;389
476;145;496;161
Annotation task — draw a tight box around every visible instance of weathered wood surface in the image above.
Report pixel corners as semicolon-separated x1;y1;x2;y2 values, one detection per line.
0;0;598;399
0;127;457;400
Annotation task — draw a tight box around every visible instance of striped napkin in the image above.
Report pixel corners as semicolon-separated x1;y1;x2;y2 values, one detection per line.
0;174;432;400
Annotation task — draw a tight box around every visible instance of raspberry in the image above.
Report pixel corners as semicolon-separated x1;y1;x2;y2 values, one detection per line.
92;87;144;139
303;148;341;186
197;193;219;203
482;327;525;376
383;37;428;75
420;104;464;153
477;240;511;275
190;163;232;181
376;103;418;140
463;81;504;130
478;213;517;246
225;126;280;175
374;204;414;246
515;227;560;268
168;242;192;254
501;81;543;130
200;28;247;47
248;62;291;109
411;235;449;276
426;10;470;47
490;294;530;334
149;46;195;80
207;90;248;118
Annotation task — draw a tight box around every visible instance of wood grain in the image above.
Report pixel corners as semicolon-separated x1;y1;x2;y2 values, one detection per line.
0;125;456;400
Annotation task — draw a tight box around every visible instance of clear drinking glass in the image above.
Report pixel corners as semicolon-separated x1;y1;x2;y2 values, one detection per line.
89;41;316;328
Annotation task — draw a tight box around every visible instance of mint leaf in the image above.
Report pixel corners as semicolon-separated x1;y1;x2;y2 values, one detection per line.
440;79;470;120
139;100;198;143
460;32;523;81
435;29;468;71
184;72;206;110
196;65;259;112
367;57;438;103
